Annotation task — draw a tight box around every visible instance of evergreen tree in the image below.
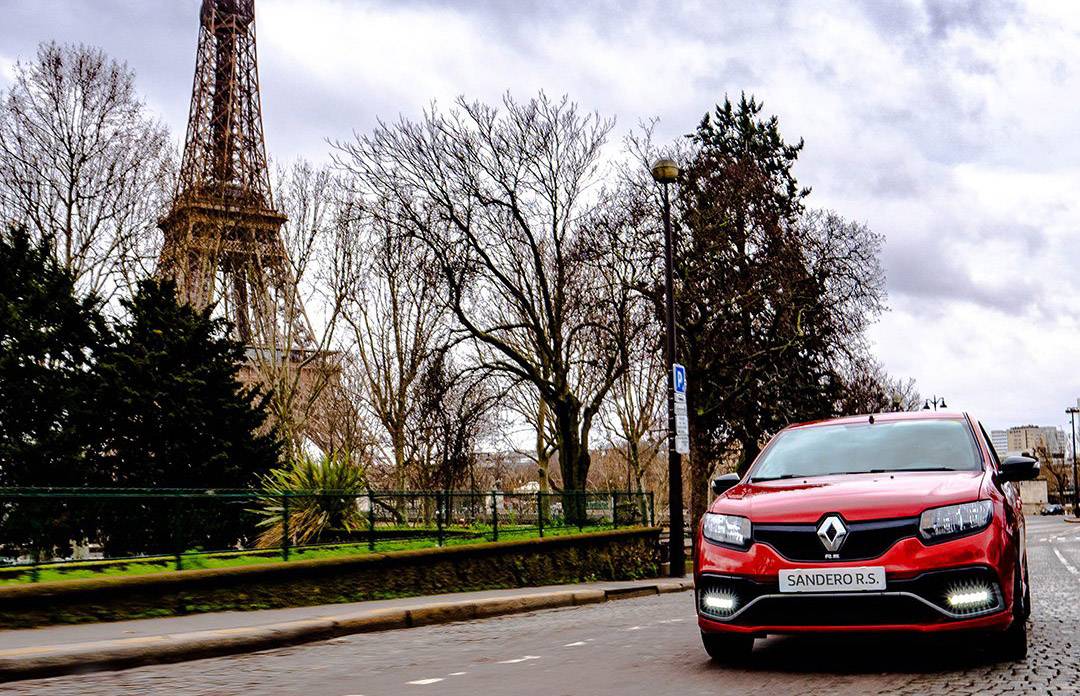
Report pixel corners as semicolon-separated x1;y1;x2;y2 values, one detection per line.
92;278;281;554
0;225;105;487
0;226;107;556
673;95;885;526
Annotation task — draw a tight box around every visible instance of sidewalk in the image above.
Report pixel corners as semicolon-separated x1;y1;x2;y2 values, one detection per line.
0;576;693;682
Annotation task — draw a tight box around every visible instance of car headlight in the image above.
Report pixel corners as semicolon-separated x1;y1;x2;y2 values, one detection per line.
702;513;752;549
918;500;993;542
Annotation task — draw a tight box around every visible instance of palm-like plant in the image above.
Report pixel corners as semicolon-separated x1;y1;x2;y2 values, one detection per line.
253;453;367;548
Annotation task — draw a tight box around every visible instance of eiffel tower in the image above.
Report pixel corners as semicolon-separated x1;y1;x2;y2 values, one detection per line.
160;0;333;438
159;0;309;350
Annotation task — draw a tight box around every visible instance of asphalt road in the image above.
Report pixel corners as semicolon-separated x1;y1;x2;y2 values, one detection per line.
5;515;1080;695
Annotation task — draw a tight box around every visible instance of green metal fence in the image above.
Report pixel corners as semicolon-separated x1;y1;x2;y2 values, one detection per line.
0;488;654;583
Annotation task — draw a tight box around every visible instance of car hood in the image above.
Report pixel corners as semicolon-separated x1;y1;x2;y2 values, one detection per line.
710;470;988;523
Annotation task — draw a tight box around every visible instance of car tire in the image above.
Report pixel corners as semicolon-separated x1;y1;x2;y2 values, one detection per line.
701;631;754;664
999;563;1028;662
1022;558;1031;622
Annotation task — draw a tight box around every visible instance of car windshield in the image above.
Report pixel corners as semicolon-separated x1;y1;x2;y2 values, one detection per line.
749;419;982;481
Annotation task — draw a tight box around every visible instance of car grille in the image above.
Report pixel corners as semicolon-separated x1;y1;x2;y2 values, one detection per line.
753;516;919;562
734;593;943;627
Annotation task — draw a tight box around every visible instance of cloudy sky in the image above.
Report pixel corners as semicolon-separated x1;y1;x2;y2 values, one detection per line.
3;0;1080;434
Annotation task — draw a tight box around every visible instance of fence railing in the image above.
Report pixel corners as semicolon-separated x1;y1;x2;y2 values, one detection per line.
0;488;654;583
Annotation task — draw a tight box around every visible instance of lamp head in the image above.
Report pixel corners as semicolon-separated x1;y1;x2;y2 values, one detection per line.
650;158;680;184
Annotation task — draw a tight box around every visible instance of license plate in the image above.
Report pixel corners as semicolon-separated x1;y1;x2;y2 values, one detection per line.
779;566;886;593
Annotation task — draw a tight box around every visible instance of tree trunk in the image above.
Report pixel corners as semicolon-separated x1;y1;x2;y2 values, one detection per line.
537;396;549;490
738;435;761;475
688;439;711;550
554;402;589;524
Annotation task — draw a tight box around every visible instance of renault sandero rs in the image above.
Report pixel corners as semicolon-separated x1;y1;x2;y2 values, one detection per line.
694;412;1038;663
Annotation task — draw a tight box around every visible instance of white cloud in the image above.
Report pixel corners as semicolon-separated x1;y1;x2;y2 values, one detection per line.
5;0;1080;432
0;54;15;87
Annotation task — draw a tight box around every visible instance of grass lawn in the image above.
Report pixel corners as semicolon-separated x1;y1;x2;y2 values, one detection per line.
0;524;616;586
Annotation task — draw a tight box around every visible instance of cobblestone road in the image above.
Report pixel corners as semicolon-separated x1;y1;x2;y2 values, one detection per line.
4;515;1079;695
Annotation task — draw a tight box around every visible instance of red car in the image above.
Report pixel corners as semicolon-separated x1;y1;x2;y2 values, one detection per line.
695;411;1039;663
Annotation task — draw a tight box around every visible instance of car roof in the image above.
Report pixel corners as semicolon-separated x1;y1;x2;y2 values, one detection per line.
784;411;970;431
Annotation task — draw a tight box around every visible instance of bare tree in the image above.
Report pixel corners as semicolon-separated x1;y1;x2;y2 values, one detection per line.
335;196;447;491
407;349;500;492
0;42;172;303
601;329;665;495
500;378;559;490
335;93;641;522
1034;442;1070;503
836;356;921;415
246;159;349;453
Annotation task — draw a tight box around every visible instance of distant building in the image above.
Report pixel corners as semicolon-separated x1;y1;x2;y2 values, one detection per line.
990;430;1008;459
1006;425;1065;459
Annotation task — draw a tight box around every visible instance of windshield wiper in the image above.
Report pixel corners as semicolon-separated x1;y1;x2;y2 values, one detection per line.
749;474;800;482
886;467;957;473
752;467;959;482
829;467;959;476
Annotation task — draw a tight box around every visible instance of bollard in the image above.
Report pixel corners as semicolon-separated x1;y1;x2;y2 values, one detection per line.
30;505;41;582
368;492;376;551
537;491;544;538
436;491;445;547
281;494;290;561
173;499;183;571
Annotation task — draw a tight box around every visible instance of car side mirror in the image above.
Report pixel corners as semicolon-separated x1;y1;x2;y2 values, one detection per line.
997;455;1040;483
711;473;741;496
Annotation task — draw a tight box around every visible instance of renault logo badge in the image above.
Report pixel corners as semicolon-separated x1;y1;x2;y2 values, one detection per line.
817;515;848;553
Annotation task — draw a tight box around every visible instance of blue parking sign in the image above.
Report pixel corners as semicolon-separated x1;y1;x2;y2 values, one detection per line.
673;363;687;394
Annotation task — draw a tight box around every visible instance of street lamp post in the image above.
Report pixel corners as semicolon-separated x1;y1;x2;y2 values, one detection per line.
1068;407;1079;517
923;396;947;411
651;157;684;578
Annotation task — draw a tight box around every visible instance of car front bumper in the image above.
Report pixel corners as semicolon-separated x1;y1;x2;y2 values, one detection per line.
695;525;1018;636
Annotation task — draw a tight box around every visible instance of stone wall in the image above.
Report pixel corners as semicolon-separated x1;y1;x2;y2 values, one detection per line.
0;528;660;629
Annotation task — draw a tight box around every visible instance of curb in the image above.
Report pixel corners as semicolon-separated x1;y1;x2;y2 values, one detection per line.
0;579;693;683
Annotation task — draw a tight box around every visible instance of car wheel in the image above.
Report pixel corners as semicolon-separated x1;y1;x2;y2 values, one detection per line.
998;563;1028;662
701;631;754;664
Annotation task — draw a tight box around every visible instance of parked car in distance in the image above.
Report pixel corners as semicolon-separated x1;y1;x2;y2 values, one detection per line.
695;412;1038;664
1041;504;1065;516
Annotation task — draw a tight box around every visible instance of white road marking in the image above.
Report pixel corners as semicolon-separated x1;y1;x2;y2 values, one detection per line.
1053;547;1079;575
625;625;642;631
564;641;587;647
497;655;541;664
656;618;684;624
407;678;444;685
449;672;467;676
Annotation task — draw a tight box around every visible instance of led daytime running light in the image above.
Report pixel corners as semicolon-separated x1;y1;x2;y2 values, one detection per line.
947;589;991;607
700;589;739;617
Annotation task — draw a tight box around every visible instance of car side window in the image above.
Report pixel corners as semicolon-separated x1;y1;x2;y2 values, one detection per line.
978;422;1001;469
